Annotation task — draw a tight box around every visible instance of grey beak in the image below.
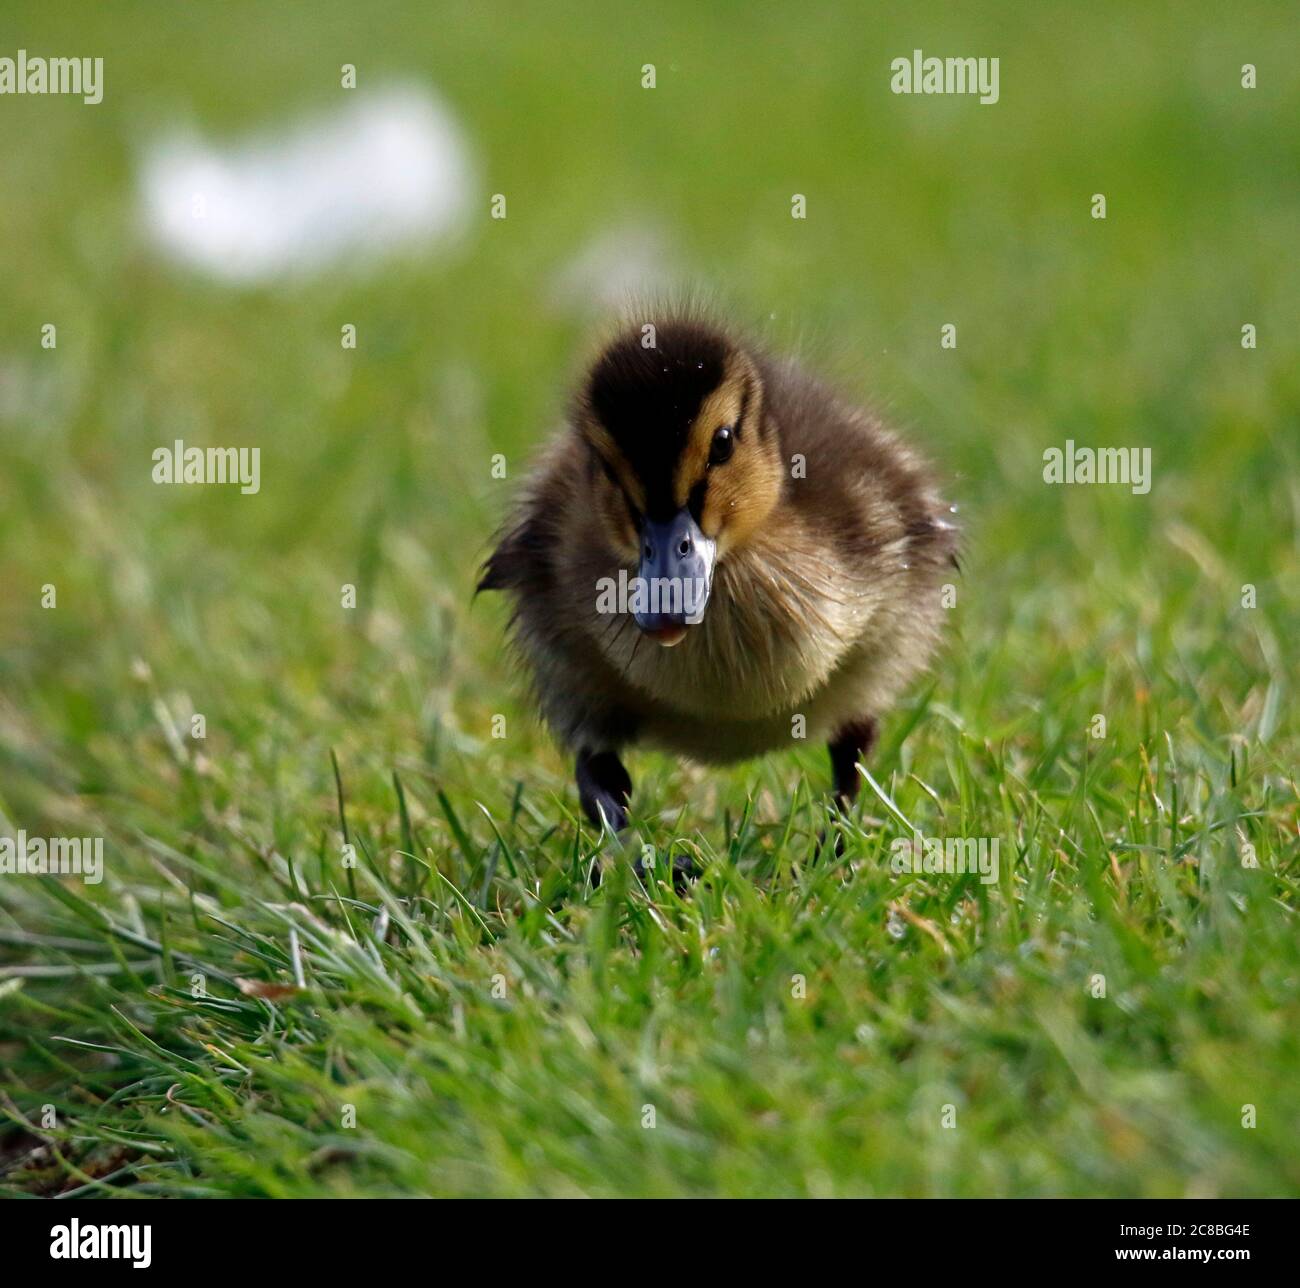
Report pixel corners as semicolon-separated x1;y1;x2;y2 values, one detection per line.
634;508;716;633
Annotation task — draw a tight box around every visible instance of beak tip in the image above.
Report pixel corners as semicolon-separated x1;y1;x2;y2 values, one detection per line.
647;624;688;647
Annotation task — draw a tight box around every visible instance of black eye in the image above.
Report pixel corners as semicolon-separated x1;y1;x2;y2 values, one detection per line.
708;426;734;466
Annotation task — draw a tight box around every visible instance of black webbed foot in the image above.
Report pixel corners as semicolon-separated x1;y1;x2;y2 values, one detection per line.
632;851;699;892
828;717;879;811
821;717;879;856
576;748;632;835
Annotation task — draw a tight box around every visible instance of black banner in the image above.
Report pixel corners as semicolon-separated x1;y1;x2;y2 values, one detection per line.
3;1198;1288;1274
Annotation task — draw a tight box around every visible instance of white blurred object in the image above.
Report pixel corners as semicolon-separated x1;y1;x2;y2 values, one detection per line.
548;225;672;314
139;87;474;284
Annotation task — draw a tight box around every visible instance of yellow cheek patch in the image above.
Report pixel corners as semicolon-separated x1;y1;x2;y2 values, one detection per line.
673;364;748;509
706;451;784;554
699;484;729;543
587;424;647;514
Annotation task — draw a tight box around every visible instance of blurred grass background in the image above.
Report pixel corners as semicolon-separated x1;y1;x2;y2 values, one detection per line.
0;0;1297;1197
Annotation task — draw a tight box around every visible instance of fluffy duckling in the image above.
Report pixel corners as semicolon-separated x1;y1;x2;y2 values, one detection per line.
479;313;958;847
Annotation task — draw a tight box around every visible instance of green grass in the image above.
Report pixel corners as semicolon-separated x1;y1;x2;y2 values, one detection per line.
1;0;1298;1197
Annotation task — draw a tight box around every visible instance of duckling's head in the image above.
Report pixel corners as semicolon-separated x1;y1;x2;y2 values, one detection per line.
576;319;783;646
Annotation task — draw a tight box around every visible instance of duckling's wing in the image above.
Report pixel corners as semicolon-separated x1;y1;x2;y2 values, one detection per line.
476;519;544;593
905;510;962;571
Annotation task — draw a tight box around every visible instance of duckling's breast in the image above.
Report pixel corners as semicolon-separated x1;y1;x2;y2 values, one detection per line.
579;516;946;761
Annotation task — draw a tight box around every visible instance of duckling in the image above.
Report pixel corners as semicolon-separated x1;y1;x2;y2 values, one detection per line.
479;312;958;853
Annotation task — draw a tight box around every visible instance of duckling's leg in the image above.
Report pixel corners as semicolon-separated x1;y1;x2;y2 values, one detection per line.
576;748;698;889
576;748;632;835
828;718;878;811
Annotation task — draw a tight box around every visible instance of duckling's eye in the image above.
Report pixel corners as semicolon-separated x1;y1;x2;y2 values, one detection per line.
708;426;734;467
